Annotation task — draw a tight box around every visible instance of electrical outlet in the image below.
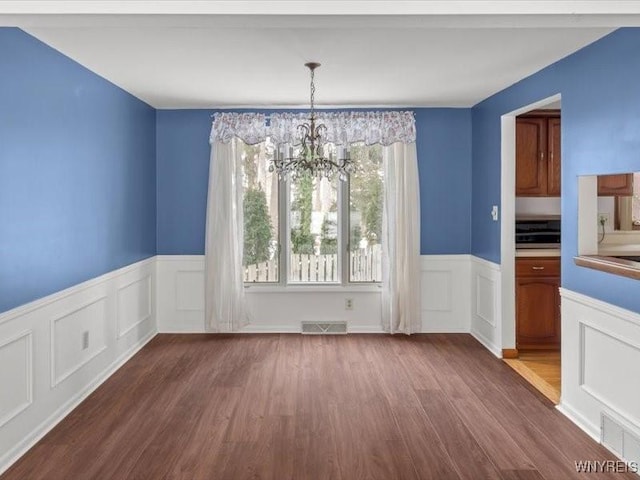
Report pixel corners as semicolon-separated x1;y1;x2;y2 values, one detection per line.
82;331;89;350
345;298;354;310
598;213;610;226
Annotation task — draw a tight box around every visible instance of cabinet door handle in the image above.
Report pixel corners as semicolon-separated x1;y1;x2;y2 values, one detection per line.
540;151;545;160
532;266;545;270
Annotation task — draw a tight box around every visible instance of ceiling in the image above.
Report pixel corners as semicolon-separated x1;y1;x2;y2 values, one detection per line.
3;3;640;108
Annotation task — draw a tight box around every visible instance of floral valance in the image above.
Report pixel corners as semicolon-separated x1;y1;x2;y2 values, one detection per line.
210;112;267;145
209;111;416;146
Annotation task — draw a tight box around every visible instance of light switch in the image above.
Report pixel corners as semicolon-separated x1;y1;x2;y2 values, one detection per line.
491;205;499;221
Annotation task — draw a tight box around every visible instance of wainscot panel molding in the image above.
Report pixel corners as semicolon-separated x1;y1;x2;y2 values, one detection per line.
156;255;206;333
50;296;108;388
559;288;640;445
420;255;472;333
0;331;33;430
6;255;640;476
0;258;157;476
156;255;474;334
117;275;153;338
470;256;502;358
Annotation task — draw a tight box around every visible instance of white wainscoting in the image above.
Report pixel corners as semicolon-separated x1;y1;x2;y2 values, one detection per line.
117;275;152;338
50;296;108;387
156;256;207;332
156;254;473;333
0;258;157;476
0;331;33;430
420;255;471;333
157;255;383;333
244;288;384;333
559;288;640;442
470;256;502;357
8;253;640;475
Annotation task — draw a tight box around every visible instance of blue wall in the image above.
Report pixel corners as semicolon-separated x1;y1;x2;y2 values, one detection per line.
156;110;211;254
0;28;157;313
8;25;639;315
156;108;472;255
416;109;472;254
472;27;640;313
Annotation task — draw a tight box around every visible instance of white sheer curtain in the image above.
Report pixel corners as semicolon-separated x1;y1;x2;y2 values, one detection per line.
206;111;418;333
204;139;248;332
381;142;422;334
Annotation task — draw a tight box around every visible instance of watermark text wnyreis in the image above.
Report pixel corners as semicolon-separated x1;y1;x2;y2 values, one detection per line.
575;460;639;473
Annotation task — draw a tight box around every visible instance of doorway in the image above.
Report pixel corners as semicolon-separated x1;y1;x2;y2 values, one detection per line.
500;93;562;404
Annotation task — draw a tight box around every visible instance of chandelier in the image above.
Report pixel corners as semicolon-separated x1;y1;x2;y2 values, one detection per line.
270;62;353;181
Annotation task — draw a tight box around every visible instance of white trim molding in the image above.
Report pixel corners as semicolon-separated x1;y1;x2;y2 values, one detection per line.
0;258;157;476
0;330;33;430
499;94;562;354
559;288;640;444
420;254;472;333
470;256;502;357
116;274;153;338
0;257;155;327
156;256;206;333
49;296;108;388
157;254;474;334
6;2;640;17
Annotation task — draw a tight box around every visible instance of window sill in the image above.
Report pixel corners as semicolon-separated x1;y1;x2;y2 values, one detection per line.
244;284;382;293
599;231;640;243
574;255;640;280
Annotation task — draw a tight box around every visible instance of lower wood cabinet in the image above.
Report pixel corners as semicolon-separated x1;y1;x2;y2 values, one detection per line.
516;257;561;349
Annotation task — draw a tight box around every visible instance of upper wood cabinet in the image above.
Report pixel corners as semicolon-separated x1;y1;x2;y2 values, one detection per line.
547;118;562;196
515;113;561;197
597;173;634;196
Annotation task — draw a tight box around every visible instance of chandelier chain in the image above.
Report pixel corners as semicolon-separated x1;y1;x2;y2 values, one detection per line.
309;67;315;119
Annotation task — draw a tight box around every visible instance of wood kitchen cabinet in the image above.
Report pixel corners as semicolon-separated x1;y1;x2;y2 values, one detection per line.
547;118;562;196
597;173;634;196
515;113;561;197
516;257;561;349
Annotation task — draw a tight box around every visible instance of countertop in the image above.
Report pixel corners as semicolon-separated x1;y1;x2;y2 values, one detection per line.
516;248;561;257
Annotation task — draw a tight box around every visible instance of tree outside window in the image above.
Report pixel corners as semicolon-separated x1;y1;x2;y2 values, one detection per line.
240;139;383;284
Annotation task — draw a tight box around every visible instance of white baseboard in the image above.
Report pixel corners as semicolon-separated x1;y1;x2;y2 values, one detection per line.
239;324;300;334
470;329;502;358
556;402;600;442
0;330;156;475
348;325;386;334
0;258;157;476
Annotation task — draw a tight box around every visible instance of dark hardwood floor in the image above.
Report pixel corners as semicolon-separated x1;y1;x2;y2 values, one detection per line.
2;334;634;480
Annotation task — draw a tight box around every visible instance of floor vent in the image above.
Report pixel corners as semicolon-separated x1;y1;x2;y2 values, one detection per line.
301;321;348;335
601;412;640;466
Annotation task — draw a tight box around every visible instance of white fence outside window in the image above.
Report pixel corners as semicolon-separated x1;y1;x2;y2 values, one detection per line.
244;245;382;283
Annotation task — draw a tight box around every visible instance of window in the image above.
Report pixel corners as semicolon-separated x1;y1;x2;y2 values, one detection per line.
241;139;383;285
348;144;383;282
240;140;279;283
288;172;339;283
